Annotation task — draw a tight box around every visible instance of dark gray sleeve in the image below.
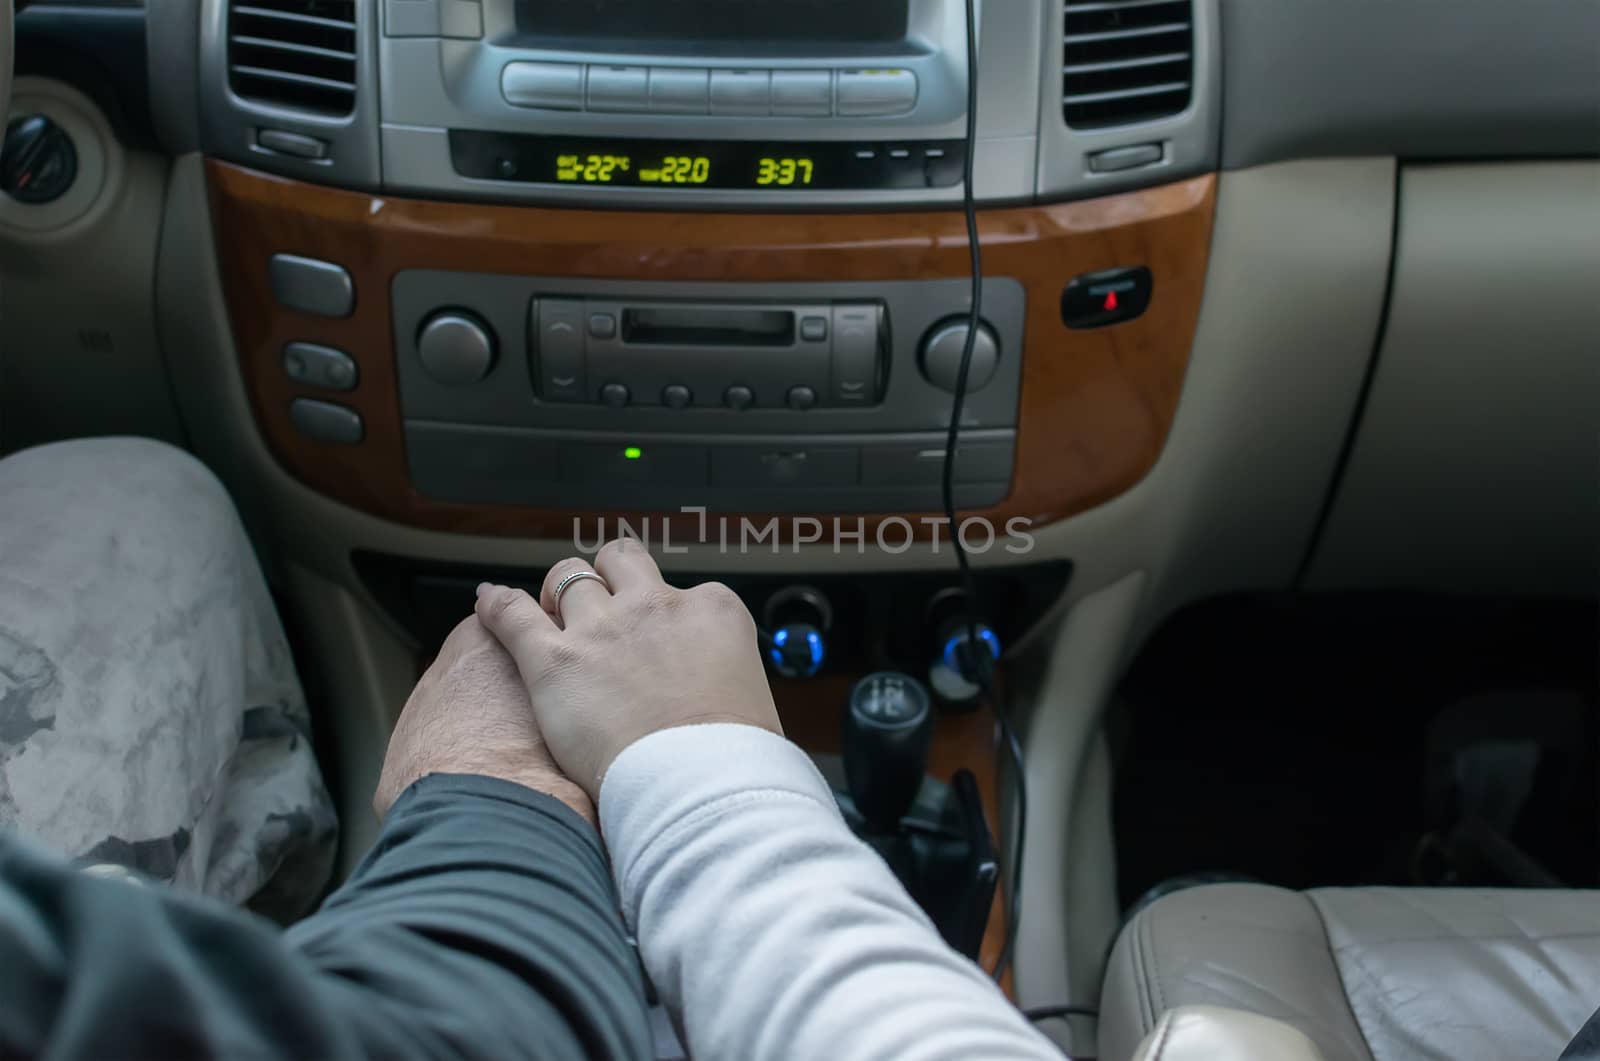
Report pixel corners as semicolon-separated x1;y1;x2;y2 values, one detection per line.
0;774;653;1060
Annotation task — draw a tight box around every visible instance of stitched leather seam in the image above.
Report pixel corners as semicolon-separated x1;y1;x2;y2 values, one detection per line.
1132;909;1153;1034
1147;907;1168;1021
1149;1010;1176;1061
1306;893;1378;1061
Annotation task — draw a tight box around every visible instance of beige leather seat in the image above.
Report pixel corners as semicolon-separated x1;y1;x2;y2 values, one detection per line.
1100;883;1600;1061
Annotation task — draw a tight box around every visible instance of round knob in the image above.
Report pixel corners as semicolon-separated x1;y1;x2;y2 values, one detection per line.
0;115;78;205
786;385;818;411
662;384;693;409
724;385;755;410
417;311;495;385
600;382;631;408
919;319;1000;394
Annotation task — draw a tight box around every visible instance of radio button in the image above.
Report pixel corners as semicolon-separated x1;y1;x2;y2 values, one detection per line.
587;66;650;112
600;382;631;408
800;316;829;343
533;298;586;402
831;304;882;405
588;312;617;340
771;71;832;117
501;62;584;111
837;69;918;117
786;385;818;411
567;444;707;488
712;447;859;489
723;385;755;411
661;384;693;410
649;68;710;114
709;70;771;115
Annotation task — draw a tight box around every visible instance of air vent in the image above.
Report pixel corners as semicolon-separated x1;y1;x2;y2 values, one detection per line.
1063;0;1192;129
228;0;357;117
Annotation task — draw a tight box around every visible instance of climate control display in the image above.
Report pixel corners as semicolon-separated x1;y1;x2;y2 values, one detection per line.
449;132;963;191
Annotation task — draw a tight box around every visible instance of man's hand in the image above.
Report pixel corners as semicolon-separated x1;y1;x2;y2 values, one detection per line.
374;616;594;825
475;541;782;800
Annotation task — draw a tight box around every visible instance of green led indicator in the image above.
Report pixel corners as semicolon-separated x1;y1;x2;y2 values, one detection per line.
623;446;643;460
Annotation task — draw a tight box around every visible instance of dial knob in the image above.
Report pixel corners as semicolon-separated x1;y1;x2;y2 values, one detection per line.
919;319;1000;394
417;311;496;385
0;115;78;205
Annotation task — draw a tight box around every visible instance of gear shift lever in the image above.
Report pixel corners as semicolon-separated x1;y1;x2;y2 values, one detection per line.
843;672;934;835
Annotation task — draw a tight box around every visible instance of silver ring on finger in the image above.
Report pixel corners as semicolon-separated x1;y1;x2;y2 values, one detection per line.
551;570;609;617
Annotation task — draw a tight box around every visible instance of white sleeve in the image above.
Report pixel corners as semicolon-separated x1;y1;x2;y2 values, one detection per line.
598;723;1059;1061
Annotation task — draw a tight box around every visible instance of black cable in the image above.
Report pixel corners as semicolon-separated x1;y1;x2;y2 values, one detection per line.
941;0;1027;987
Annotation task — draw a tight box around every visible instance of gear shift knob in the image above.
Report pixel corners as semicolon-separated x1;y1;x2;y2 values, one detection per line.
843;672;934;835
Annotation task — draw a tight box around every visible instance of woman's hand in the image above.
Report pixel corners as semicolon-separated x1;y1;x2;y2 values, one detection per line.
374;615;594;825
475;540;782;800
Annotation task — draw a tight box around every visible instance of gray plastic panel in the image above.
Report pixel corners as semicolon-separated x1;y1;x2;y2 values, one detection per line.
1034;0;1221;202
1220;0;1600;168
376;0;1045;206
198;0;382;187
406;421;1015;512
392;274;1025;435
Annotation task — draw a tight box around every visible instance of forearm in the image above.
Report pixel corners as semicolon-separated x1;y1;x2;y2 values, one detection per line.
601;724;1057;1061
291;774;652;1058
0;775;651;1060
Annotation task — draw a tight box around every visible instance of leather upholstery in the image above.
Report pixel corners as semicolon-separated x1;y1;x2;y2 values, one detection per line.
1131;1006;1324;1061
1100;883;1600;1061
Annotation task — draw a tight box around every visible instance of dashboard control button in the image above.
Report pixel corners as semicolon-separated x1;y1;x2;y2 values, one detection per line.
1062;266;1153;329
830;304;881;405
711;446;859;488
502;62;584;110
862;441;1013;487
533;299;586;402
600;382;631;408
284;342;358;392
289;399;364;444
919;319;1000;394
438;0;482;38
836;69;917;116
269;254;353;318
723;385;755;410
1089;143;1163;173
418;311;496;385
588;312;617;339
771;71;832;116
786;385;818;411
661;384;693;409
800;316;829;342
384;0;439;37
256;128;327;160
709;70;771;115
648;68;709;113
587;66;650;112
565;444;707;487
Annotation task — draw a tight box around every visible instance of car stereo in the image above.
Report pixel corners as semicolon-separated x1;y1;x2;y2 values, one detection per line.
200;0;1222;207
365;0;992;207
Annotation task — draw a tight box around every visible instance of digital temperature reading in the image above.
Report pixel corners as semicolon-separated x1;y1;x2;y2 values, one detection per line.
555;153;713;185
756;157;815;186
450;133;965;192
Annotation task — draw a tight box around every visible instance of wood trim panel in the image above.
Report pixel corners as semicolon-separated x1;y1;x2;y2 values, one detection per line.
208;160;1214;540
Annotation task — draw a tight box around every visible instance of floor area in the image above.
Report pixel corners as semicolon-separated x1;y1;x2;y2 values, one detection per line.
1110;592;1600;911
